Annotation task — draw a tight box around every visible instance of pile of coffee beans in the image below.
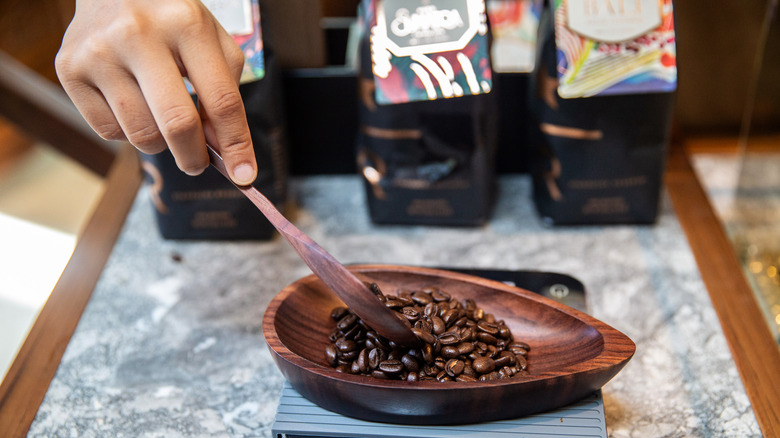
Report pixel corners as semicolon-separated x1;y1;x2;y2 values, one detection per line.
325;284;530;382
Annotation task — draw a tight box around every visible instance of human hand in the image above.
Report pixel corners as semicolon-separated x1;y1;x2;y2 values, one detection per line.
56;0;257;185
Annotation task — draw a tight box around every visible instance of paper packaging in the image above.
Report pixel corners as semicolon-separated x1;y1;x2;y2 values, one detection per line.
529;0;676;225
140;0;288;240
356;0;498;226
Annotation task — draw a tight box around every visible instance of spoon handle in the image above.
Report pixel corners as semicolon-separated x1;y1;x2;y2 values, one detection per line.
206;145;419;346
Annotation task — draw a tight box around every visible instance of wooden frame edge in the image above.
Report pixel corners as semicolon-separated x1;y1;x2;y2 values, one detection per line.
665;141;780;437
0;144;142;437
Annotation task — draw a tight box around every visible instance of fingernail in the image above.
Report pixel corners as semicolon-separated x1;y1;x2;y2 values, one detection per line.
232;164;256;185
184;165;208;176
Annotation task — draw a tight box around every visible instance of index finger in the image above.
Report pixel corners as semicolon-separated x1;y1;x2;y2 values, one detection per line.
180;25;257;186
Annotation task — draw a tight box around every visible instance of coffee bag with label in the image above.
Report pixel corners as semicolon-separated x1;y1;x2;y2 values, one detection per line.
529;1;676;225
356;0;498;226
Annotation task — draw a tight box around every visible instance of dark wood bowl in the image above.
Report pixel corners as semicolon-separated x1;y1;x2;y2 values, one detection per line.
263;265;635;425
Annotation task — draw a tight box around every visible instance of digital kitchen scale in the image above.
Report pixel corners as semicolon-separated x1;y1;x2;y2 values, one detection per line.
271;268;608;438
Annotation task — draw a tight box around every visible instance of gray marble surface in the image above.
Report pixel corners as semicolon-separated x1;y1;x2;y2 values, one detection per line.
28;175;760;437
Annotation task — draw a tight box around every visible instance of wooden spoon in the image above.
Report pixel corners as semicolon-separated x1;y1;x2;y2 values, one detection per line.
207;145;420;347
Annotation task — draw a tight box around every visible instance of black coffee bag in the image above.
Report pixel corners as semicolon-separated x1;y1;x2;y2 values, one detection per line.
529;7;675;225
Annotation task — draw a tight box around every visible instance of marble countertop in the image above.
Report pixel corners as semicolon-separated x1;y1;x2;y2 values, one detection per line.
28;175;761;437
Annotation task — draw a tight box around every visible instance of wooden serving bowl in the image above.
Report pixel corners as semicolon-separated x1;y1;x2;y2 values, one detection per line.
263;265;635;424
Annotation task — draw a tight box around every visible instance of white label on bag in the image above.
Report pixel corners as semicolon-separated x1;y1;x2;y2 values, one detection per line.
201;0;253;36
377;0;484;56
566;0;661;43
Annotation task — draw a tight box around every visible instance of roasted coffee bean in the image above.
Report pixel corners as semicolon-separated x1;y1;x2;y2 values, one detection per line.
509;341;530;349
401;354;420;372
411;291;433;305
423;302;438;317
357;349;369;373
342;324;362;340
421;342;435;363
495;352;516;368
441;309;459;326
411;327;436;345
459;326;476;343
441;345;460;359
453;316;469;327
499;366;515;378
434;357;447;370
472;356;496;374
445;359;465;377
456;374;477;382
401;307;420;321
456;342;475;356
477;332;498;345
477;321;500;335
384;298;405;309
407;371;419;382
516;355;528;370
330;306;349;320
335;337;356;353
371;370;390;379
431;316;446;335
325;344;338;366
340;350;359;361
436;370;453;382
498;325;512;339
378;359;404;374
511;346;528;357
432;339;442;355
367;331;391;351
430;289;450;302
368;348;384;369
438;331;460;345
336;313;358;331
350;361;361;374
368;282;384;297
396;291;414;306
418;286;436;295
414;319;433;333
422;363;439;377
387;350;403;361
